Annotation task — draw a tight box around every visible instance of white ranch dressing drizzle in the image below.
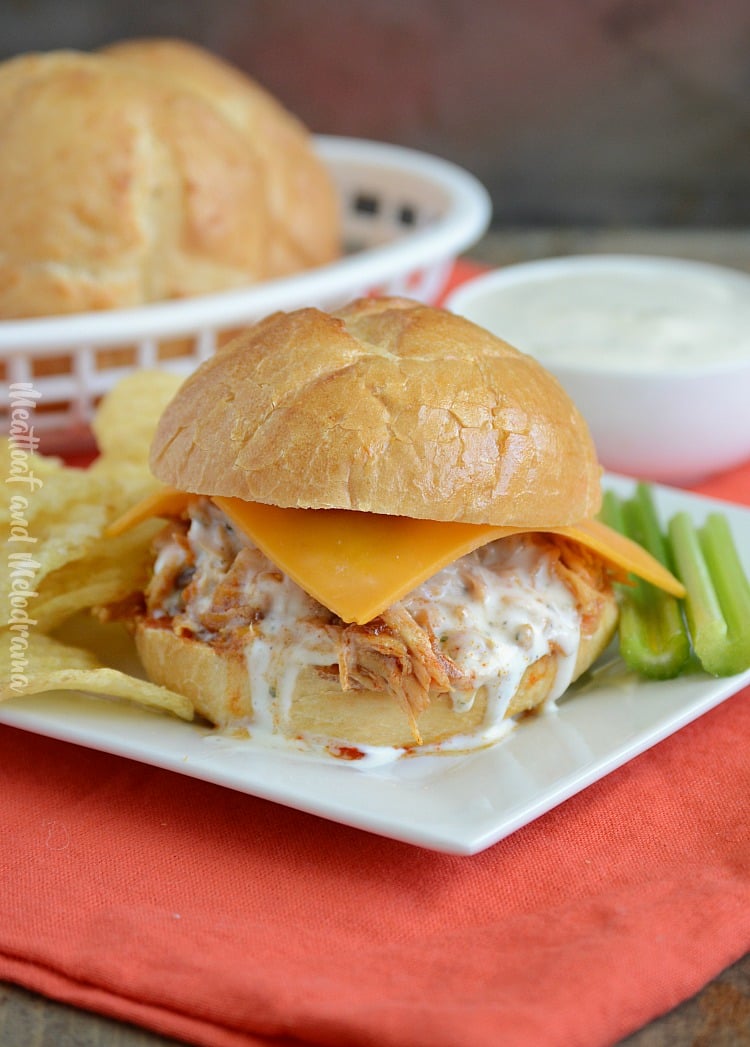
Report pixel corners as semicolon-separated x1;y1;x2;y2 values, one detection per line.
402;537;581;733
237;534;581;754
165;503;584;758
240;572;336;732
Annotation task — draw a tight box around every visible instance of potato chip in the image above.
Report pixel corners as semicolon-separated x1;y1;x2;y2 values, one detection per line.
0;631;193;720
0;436;62;527
5;466;110;562
0;436;62;480
92;369;184;466
2;370;195;726
1;458;163;623
29;519;163;632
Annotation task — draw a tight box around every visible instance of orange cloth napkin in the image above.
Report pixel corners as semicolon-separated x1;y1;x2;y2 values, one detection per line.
2;267;750;1047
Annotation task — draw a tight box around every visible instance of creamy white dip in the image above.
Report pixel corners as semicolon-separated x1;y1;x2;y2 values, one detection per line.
457;260;750;372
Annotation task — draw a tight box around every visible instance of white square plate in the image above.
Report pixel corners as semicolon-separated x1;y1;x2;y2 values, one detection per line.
2;476;749;855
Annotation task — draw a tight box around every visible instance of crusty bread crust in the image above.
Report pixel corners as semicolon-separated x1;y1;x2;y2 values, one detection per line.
134;589;618;750
0;43;339;318
102;38;340;279
149;297;603;526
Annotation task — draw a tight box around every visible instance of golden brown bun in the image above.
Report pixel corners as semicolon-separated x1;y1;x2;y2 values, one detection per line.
0;43;339;318
134;591;617;749
102;38;340;279
150;297;603;527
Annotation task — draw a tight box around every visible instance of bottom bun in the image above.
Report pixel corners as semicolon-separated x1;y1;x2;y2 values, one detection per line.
134;594;618;754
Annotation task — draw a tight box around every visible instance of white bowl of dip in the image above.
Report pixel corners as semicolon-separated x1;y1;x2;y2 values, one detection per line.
445;254;750;485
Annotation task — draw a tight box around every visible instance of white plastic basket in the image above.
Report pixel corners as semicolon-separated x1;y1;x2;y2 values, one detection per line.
1;135;491;449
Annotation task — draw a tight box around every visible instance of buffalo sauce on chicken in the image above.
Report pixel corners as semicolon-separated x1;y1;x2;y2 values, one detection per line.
138;498;611;747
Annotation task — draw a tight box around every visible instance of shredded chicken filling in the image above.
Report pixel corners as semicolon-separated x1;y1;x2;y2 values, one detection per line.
143;498;611;737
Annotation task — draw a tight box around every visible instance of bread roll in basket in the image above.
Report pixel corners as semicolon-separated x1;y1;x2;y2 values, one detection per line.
0;38;340;318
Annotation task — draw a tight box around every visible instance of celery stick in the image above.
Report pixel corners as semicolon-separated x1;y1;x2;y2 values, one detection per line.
701;514;750;648
599;487;690;679
599;489;626;534
621;499;691;679
669;511;750;676
631;483;675;570
616;585;691;680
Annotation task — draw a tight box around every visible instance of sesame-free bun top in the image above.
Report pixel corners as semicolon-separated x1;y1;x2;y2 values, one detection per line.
150;297;603;527
0;40;339;318
101;38;339;281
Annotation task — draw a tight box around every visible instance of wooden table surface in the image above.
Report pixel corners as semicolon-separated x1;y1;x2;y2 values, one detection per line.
2;227;749;1047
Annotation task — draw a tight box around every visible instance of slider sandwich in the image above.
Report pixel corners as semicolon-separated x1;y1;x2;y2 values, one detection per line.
110;297;682;756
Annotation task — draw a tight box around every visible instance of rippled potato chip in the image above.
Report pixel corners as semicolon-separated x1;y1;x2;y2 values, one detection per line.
92;369;184;467
1;462;160;623
0;436;62;527
31;519;164;632
1;369;195;723
1;631;193;719
1;372;181;625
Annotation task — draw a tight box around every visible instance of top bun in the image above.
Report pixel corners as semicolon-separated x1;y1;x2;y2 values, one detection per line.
150;297;602;527
0;40;339;318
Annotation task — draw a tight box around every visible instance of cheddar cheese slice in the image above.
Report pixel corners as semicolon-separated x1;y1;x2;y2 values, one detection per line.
215;497;520;625
214;496;686;624
105;486;194;537
109;487;686;624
